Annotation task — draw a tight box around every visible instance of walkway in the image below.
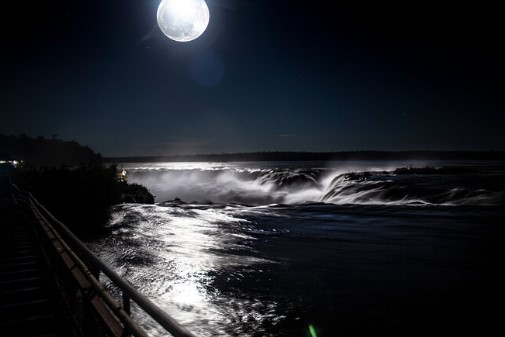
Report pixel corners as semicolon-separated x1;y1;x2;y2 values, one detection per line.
0;196;73;337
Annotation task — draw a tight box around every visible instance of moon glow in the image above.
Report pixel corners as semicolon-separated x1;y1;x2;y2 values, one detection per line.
157;0;210;42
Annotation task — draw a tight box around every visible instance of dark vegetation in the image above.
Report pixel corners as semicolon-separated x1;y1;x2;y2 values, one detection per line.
1;134;154;238
11;165;153;238
106;150;505;163
1;134;101;166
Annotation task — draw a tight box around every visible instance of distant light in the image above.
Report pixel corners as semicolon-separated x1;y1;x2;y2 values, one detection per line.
157;0;210;42
0;160;20;167
116;169;128;183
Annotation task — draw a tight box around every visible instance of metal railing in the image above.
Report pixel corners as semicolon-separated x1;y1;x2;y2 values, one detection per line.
12;185;196;337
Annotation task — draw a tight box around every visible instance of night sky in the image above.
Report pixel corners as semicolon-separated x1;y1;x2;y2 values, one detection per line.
1;0;503;156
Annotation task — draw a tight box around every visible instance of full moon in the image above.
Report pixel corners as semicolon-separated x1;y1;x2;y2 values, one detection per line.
157;0;210;42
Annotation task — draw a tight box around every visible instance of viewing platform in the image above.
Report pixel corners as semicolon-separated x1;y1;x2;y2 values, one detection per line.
0;185;196;337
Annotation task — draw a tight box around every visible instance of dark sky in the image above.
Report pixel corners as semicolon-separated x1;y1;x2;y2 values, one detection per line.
1;0;503;156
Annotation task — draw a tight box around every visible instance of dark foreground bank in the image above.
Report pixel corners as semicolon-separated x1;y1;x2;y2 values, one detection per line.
2;163;154;238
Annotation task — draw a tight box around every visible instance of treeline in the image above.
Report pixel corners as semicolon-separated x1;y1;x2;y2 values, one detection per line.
0;134;101;167
1;134;154;238
12;165;154;238
105;150;505;163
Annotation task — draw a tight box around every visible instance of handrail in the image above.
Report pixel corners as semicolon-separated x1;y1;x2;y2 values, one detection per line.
11;184;197;337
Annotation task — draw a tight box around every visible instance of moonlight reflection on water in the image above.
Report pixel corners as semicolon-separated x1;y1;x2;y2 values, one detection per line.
91;203;279;336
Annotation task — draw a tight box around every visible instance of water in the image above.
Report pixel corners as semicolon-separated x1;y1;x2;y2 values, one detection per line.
90;160;505;336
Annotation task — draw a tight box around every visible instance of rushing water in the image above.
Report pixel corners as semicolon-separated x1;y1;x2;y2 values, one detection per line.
90;160;505;336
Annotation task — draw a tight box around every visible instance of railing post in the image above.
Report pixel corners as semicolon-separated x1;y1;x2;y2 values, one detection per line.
123;292;131;316
122;292;132;337
89;264;101;280
83;292;106;337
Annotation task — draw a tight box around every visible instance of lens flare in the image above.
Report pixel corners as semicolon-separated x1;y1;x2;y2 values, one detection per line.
309;324;318;337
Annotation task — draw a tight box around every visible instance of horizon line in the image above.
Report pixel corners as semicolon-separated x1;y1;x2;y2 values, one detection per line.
104;149;505;158
103;150;505;162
